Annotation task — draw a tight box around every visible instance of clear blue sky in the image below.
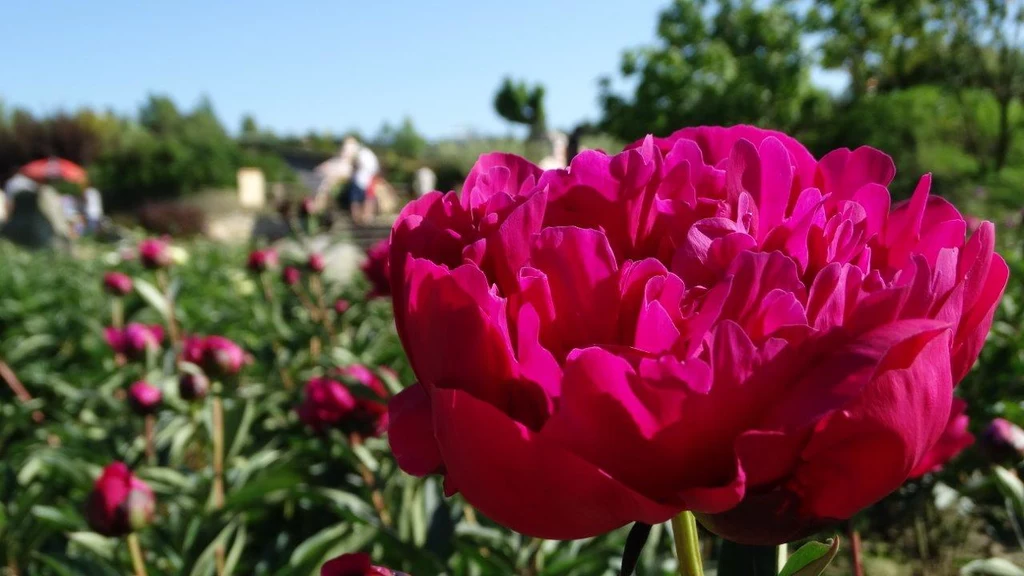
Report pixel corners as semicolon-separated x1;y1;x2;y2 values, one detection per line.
0;0;674;140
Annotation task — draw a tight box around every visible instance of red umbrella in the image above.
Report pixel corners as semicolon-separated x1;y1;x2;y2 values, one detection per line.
19;157;87;184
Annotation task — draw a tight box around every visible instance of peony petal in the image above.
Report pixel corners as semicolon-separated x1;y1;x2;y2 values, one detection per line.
388;384;444;476
431;387;678;539
795;330;953;519
531;227;620;356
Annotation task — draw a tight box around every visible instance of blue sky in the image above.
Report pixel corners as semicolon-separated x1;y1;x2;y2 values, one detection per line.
1;0;843;140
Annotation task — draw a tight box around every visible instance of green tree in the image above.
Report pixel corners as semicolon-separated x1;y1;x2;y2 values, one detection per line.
493;77;548;141
240;114;259;139
138;94;183;136
599;0;819;141
376;117;427;159
940;0;1024;172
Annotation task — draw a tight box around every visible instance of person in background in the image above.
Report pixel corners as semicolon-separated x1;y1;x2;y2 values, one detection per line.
83;185;104;233
346;138;379;225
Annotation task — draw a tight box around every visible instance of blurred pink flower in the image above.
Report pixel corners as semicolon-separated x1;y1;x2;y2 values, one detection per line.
337;365;389;438
85;462;155;537
981;418;1024;463
362;239;391;298
105;323;164;360
181;335;246;377
298;377;356;433
387;125;1008;543
334;299;351;315
102;272;133;296
127;381;163;415
178;372;209;401
139;238;172;269
282;266;301;286
247;249;279;273
308;253;326;274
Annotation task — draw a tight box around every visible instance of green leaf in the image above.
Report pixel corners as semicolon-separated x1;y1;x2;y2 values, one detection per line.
5;333;58;363
223;521;247;576
779;538;840;576
289;523;349;567
226;399;256;462
30;505;81;531
961;558;1024;576
223;469;302;511
187;521;239;576
68;531;118;560
135;278;170;320
994;466;1024;517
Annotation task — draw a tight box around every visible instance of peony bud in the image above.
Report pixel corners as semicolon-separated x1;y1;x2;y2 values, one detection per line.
308;253;326;274
85;463;155;537
334;299;350;315
105;323;164;360
102;272;133;296
981;418;1024;464
178;372;209;402
282;266;301;286
247;249;279;273
138;238;172;269
127;381;162;415
361;239;390;298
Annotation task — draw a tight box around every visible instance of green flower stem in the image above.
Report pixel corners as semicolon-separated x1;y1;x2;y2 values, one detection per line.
211;396;225;509
156;270;179;347
112;297;123;329
211;395;226;576
127;533;148;576
672;511;704;576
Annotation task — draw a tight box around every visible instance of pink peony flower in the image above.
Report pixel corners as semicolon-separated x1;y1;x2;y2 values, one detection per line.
138;238;171;269
981;418;1024;464
386;125;1008;543
102;272;133;296
297;377;356;433
85;462;155;537
127;381;163;415
178;372;210;401
181;335;246;377
909;398;973;477
334;299;351;315
362;239;391;298
302;197;319;216
247;249;279;273
105;323;164;360
308;253;326;274
337;365;389;438
321;553;406;576
282;266;301;286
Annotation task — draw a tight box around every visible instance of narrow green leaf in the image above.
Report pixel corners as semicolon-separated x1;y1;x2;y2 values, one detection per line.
135;278;170;320
779;537;840;576
961;558;1024;576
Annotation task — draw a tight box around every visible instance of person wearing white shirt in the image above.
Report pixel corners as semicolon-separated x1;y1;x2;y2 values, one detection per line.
346;138;379;224
83;186;103;233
